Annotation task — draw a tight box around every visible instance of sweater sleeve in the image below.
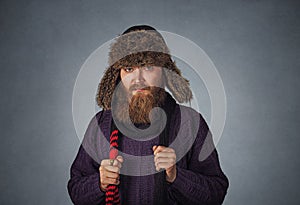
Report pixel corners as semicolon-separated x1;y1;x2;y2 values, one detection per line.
67;145;106;205
167;115;229;205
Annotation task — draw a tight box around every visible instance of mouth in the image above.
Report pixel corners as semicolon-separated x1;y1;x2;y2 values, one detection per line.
132;88;149;95
130;85;150;94
135;88;145;92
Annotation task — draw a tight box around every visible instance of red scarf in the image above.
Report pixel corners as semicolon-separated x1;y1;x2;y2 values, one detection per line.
105;130;120;205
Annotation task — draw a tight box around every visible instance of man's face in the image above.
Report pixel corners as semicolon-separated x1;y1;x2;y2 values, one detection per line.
116;65;166;124
120;66;164;97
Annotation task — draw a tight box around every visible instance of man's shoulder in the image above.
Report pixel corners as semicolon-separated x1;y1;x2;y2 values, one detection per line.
94;109;112;121
175;104;208;129
177;104;202;118
85;109;112;133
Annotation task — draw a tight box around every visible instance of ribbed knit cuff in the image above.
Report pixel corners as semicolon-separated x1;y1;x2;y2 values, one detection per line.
87;172;106;202
167;167;186;190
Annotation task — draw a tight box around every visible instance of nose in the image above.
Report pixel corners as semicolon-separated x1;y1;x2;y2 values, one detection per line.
132;67;144;83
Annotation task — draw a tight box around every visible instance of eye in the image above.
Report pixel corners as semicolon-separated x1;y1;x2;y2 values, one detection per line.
123;67;134;73
144;66;154;71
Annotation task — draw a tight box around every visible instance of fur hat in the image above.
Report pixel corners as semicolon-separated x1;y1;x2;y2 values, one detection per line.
96;25;192;109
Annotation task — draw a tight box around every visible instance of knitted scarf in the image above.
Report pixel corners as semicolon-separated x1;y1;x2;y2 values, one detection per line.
105;129;120;205
105;93;176;205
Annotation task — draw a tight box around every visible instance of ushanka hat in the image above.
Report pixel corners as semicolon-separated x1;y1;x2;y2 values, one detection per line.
97;25;192;109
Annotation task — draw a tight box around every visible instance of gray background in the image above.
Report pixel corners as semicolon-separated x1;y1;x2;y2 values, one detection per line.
1;0;299;204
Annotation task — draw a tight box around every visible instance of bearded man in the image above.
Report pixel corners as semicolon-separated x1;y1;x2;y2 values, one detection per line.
67;25;229;205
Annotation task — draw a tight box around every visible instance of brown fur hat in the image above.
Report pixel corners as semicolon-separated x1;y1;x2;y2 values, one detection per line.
96;25;192;109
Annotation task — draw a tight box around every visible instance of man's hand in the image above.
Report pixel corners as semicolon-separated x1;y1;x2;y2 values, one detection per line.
153;145;177;183
99;155;123;192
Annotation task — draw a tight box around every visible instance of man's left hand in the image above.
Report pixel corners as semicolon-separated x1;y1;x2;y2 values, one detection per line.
153;145;177;183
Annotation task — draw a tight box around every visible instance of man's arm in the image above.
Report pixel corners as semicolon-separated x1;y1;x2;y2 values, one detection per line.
167;151;228;204
67;145;105;205
167;115;229;205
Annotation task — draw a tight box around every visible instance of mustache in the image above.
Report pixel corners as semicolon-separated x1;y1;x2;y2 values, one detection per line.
129;84;151;92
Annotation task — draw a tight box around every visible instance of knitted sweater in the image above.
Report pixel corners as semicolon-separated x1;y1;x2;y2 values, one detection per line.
67;104;229;205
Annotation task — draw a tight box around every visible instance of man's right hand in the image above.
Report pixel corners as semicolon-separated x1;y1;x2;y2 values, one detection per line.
99;155;124;192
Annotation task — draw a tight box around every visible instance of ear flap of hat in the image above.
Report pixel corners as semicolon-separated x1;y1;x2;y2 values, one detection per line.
96;65;120;110
164;64;193;103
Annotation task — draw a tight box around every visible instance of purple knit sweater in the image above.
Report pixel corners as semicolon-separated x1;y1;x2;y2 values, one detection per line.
67;104;228;205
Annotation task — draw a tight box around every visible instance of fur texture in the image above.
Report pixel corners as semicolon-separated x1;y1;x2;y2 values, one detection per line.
96;29;192;109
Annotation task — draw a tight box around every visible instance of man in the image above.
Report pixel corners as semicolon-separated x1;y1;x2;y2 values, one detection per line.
68;25;228;205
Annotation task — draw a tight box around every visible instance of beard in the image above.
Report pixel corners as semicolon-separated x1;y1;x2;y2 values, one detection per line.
113;85;166;124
